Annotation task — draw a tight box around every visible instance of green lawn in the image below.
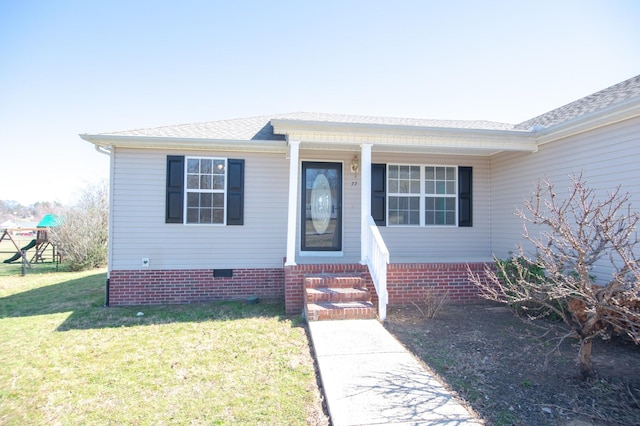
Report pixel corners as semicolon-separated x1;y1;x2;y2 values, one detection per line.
0;262;325;425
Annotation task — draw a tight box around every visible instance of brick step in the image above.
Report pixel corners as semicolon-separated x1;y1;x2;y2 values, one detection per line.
305;287;371;304
304;274;364;289
305;301;377;321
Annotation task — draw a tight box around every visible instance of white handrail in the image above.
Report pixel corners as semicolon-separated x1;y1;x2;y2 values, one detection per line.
365;216;389;320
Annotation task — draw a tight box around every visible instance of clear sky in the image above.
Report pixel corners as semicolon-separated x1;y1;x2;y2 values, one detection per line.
1;0;639;205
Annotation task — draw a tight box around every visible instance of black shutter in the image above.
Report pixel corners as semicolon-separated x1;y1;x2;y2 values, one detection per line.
371;163;386;226
227;159;244;225
166;156;184;223
458;166;472;227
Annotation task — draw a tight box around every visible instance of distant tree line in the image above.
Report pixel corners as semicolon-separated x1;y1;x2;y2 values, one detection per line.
0;200;64;222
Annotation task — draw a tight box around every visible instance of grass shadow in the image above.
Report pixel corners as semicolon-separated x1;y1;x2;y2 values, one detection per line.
0;272;106;318
0;270;295;331
60;299;292;332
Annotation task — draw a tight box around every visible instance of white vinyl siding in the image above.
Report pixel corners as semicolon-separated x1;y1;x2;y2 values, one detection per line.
490;117;640;285
110;149;288;270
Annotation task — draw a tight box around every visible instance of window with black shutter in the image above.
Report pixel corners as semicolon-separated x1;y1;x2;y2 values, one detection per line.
166;156;184;223
165;156;244;225
379;164;473;227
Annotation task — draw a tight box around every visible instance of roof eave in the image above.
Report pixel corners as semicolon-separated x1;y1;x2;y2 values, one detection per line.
79;134;288;153
271;118;524;136
534;97;640;144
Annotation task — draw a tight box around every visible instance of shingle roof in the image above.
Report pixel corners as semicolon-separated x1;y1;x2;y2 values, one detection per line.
96;75;640;140
516;74;640;130
99;112;516;141
102;114;287;141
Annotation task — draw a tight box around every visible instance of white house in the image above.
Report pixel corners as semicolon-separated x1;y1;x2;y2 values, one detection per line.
81;74;640;320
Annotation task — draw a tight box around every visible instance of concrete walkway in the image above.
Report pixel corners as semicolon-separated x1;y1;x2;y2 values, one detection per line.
308;319;484;425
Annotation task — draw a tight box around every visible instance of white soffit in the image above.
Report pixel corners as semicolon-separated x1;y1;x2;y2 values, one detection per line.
272;119;538;155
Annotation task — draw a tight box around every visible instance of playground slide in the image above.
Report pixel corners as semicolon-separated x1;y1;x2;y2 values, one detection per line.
3;239;37;263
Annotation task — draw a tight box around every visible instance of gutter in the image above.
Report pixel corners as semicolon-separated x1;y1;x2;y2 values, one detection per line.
80;134;288;153
95;144;112;156
88;138;114;307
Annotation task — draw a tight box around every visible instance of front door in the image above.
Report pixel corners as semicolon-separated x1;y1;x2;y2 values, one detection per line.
301;162;342;251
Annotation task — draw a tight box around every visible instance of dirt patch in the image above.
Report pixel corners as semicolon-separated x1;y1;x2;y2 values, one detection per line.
384;302;640;425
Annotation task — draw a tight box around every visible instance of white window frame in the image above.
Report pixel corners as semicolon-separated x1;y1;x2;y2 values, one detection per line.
184;156;228;225
424;165;458;226
387;164;458;227
387;164;422;226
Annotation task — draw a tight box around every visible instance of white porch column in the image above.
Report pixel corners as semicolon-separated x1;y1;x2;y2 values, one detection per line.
360;143;373;264
285;140;300;266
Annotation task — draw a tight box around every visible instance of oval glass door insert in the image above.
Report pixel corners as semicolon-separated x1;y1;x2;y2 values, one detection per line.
310;173;331;234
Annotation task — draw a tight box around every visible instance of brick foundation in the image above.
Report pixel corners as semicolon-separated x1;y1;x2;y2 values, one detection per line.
387;262;491;304
107;268;284;306
106;262;493;310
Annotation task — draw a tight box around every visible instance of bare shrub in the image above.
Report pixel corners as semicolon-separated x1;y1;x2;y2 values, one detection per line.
412;287;449;319
469;173;640;379
50;181;109;271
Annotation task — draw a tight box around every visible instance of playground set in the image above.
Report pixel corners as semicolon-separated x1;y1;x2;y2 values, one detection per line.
0;214;62;268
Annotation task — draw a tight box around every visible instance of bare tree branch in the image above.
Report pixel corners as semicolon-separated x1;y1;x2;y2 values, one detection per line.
50;180;109;271
469;173;640;379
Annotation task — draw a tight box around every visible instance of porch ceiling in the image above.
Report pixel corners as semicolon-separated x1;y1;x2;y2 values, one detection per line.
272;119;538;156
